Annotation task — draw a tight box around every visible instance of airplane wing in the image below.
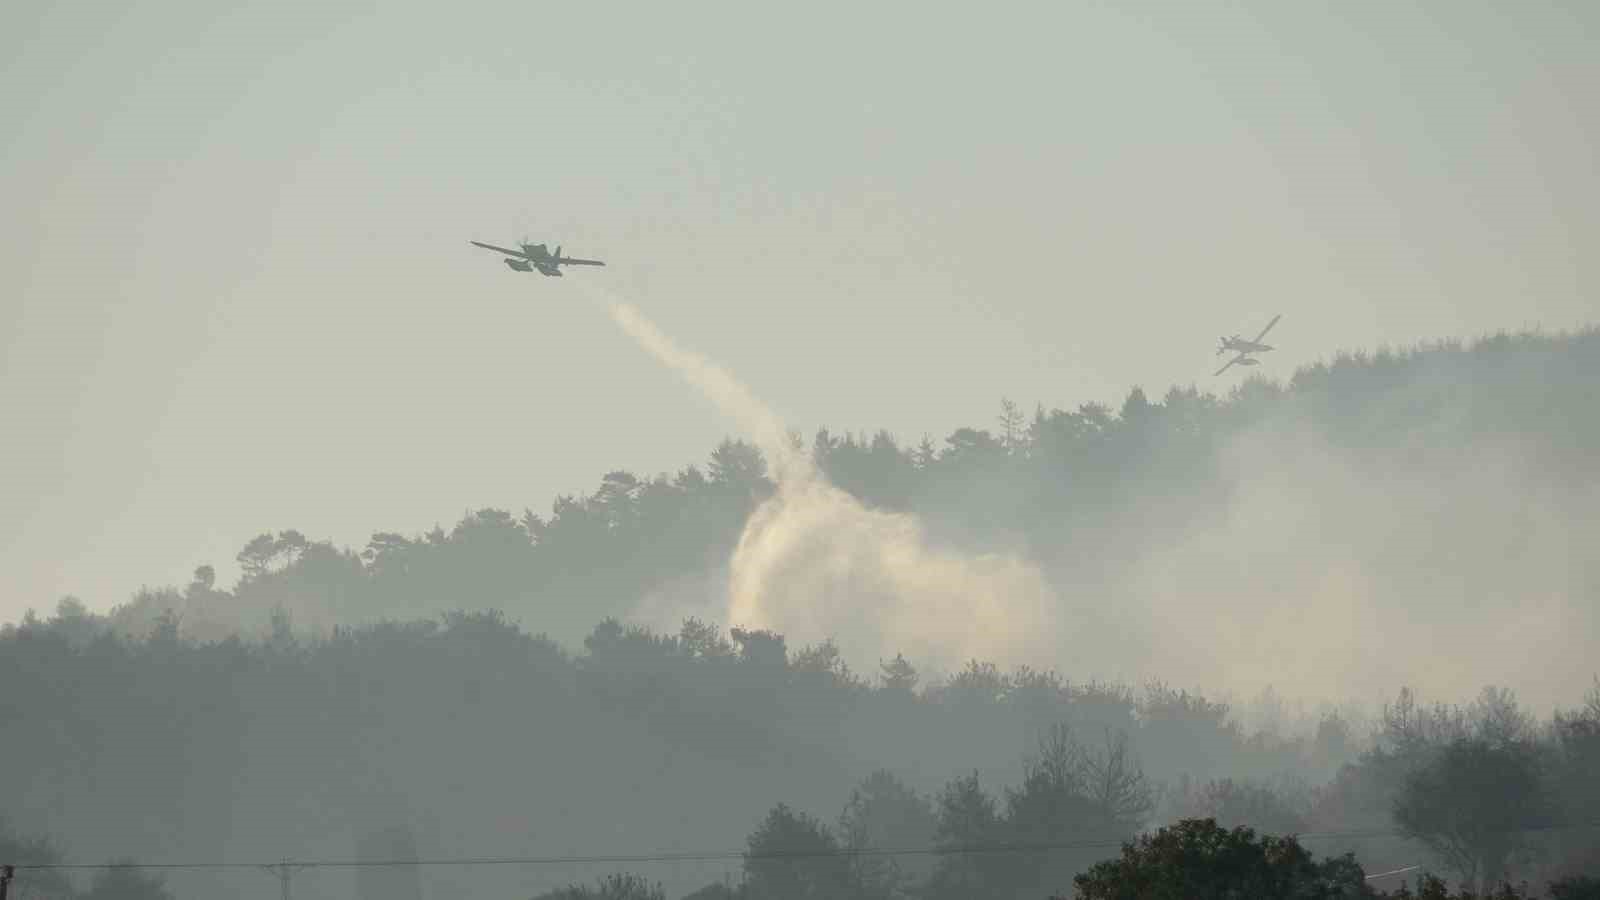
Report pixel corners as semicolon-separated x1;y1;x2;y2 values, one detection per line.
559;257;605;267
470;240;528;258
1214;355;1244;376
1252;314;1282;343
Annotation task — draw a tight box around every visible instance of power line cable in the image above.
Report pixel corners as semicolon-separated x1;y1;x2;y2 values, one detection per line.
1364;865;1422;882
11;820;1599;873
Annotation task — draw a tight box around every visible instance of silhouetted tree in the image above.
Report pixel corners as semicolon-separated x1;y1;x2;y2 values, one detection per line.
708;439;770;493
1393;738;1552;892
1070;818;1371;899
731;628;787;670
743;804;853;900
837;770;937;899
679;617;735;659
1002;724;1148;898
878;654;919;694
925;772;1006;900
1550;681;1600;879
998;398;1027;455
1079;728;1155;834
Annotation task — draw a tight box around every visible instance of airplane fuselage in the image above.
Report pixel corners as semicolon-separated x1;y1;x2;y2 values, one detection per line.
1216;315;1282;357
471;239;603;276
503;257;564;276
517;244;568;276
1219;338;1275;354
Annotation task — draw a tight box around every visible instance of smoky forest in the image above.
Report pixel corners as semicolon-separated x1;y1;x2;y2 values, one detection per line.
4;330;1600;900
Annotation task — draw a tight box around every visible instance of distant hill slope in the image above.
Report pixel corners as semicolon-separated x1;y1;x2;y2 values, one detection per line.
79;327;1596;667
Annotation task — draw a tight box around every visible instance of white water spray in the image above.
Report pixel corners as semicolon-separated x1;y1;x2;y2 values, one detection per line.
577;283;1063;672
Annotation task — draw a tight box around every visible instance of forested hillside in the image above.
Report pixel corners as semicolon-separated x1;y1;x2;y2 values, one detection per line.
4;606;1598;899
70;328;1600;704
4;329;1599;899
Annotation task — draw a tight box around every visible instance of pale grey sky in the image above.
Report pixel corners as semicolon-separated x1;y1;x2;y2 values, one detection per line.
3;1;1596;621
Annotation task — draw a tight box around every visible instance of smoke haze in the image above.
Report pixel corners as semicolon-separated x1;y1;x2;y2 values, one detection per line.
598;285;1596;712
7;3;1600;896
1117;419;1599;712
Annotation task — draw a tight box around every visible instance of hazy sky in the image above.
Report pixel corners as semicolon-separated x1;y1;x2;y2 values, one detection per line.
3;1;1596;621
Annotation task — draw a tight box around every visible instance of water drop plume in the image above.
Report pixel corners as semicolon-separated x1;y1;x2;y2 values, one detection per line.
576;282;1062;672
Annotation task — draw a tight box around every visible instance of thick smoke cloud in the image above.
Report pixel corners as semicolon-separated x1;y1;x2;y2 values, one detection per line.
727;476;1061;672
110;285;1592;720
597;290;1597;712
591;288;1064;672
1111;423;1599;713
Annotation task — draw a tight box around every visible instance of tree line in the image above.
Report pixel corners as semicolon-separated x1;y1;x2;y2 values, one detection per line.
3;608;1597;897
84;328;1600;649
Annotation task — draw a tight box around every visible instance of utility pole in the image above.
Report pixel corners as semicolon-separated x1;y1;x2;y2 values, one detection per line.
261;860;305;900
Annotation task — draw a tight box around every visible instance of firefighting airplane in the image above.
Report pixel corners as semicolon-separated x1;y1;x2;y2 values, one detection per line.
1214;314;1282;376
470;240;605;277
